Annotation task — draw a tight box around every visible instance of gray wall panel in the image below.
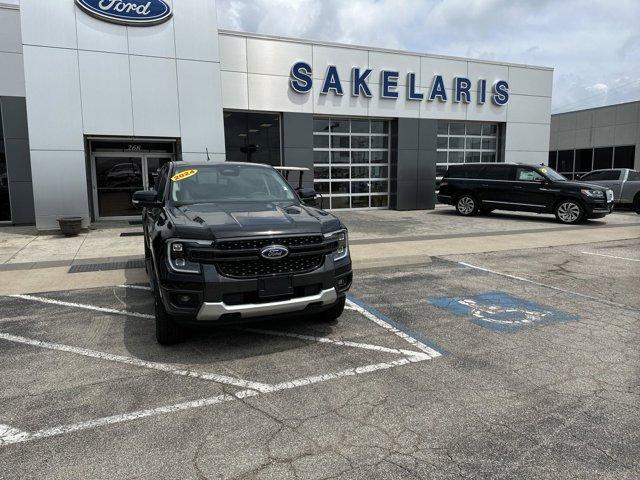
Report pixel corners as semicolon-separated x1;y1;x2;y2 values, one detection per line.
282;112;313;149
283;147;314;188
417;150;436;209
282;112;314;188
1;96;35;224
397;117;419;149
393;117;437;210
395;180;418;210
8;180;35;225
1;96;28;139
4;138;31;182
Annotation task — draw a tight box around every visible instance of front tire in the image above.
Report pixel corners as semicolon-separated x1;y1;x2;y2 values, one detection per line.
315;297;346;322
555;199;585;224
633;194;640;214
456;194;479;216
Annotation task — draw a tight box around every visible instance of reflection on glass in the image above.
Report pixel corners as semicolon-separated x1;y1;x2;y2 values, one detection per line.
332;151;350;164
224;111;281;165
351;181;369;194
95;157;143;217
331;196;350;209
314;181;329;194
351;196;369;208
331;182;349;194
331;167;349;179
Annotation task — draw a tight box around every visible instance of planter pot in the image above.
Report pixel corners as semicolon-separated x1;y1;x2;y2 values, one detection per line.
57;216;83;237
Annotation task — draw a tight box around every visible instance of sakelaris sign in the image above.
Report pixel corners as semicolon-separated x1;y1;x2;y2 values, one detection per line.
290;62;510;106
75;0;172;26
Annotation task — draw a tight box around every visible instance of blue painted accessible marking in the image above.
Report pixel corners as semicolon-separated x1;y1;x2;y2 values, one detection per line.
347;294;447;354
430;291;579;332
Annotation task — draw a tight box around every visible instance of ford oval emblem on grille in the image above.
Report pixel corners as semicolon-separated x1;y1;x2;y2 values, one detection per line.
260;245;289;260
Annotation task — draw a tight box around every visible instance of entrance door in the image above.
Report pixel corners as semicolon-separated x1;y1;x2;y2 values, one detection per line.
92;154;172;219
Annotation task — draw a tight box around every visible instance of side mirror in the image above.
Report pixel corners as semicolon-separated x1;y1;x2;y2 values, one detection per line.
296;187;317;200
132;190;162;208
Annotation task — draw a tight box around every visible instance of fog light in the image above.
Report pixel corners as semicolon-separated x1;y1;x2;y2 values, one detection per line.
178;294;191;304
175;258;186;267
338;278;347;287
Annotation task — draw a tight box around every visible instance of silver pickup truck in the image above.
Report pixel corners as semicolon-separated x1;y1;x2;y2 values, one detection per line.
580;169;640;213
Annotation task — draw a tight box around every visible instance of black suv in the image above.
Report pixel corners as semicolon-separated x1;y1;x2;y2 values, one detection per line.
133;162;352;345
437;163;614;224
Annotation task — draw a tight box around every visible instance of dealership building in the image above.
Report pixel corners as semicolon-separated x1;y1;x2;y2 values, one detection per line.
549;101;640;179
0;0;553;229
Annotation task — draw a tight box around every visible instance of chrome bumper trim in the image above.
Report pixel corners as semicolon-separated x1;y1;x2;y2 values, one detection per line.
196;288;338;321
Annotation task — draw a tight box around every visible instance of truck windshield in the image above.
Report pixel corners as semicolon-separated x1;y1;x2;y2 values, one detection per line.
536;166;567;181
170;164;298;205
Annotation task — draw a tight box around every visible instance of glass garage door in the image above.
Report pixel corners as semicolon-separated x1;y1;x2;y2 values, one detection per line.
436;121;500;177
313;117;390;209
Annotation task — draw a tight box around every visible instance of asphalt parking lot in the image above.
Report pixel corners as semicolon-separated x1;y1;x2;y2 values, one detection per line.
0;238;638;479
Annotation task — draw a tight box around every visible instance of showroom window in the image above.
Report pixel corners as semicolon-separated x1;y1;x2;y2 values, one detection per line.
548;145;635;179
223;111;281;166
0;106;11;222
313;117;390;209
436;121;500;176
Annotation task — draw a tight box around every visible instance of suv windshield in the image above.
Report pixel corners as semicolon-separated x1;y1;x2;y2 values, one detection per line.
170;164;297;205
536;166;566;181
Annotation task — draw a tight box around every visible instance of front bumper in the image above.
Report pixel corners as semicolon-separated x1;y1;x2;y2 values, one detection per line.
157;254;352;324
585;200;614;217
197;287;337;321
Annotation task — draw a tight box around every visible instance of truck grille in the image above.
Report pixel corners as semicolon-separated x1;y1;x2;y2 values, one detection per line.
187;235;335;279
217;255;324;278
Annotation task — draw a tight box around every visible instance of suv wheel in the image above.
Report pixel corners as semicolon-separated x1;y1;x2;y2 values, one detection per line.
633;194;640;214
555;200;584;224
315;297;346;322
456;195;479;216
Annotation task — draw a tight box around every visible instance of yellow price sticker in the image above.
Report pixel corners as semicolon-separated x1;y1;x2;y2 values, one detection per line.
171;169;198;182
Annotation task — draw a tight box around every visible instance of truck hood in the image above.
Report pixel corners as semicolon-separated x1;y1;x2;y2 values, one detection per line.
554;180;609;191
167;202;342;239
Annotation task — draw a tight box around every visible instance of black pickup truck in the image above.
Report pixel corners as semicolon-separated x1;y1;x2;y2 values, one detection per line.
133;162;352;345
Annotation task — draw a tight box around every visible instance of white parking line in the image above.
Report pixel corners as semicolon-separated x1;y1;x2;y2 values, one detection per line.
457;261;639;311
10;294;154;319
0;355;437;446
0;390;258;446
267;356;429;392
240;326;430;359
346;299;442;358
117;284;152;291
0;332;273;393
1;289;442;446
581;251;640;262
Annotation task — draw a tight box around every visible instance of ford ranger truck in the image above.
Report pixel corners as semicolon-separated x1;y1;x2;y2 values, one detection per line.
133;162;353;345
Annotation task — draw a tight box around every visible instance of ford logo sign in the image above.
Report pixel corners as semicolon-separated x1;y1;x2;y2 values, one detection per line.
75;0;172;26
260;245;289;260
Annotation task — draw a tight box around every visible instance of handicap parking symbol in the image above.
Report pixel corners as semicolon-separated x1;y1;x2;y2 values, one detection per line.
430;291;579;332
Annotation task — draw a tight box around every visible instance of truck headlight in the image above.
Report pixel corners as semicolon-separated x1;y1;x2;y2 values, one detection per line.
581;188;604;198
325;229;349;261
167;240;201;273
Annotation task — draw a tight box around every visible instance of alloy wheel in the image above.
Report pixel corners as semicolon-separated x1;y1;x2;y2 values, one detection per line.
557;201;581;223
457;196;475;215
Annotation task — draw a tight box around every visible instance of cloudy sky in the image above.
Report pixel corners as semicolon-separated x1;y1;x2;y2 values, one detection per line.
216;0;640;113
